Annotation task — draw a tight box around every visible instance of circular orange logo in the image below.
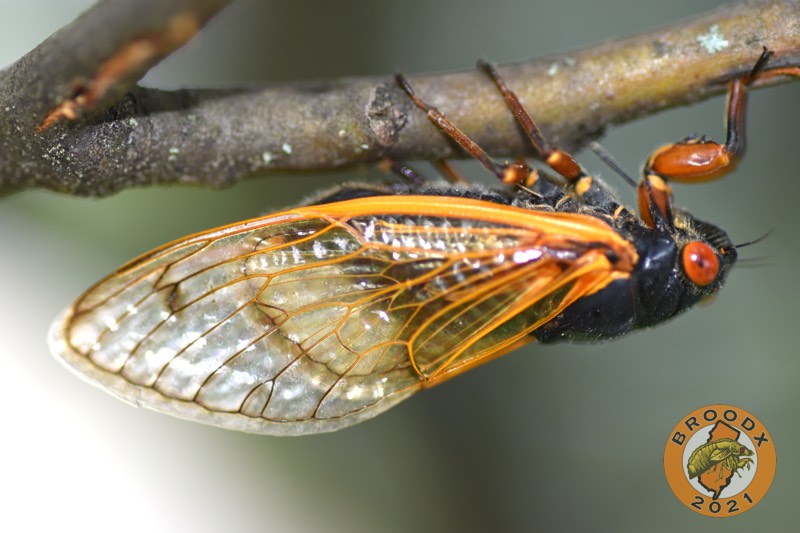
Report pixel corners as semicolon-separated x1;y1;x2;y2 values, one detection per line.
664;405;776;517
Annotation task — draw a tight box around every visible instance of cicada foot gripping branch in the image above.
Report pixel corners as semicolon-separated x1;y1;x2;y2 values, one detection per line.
49;50;798;435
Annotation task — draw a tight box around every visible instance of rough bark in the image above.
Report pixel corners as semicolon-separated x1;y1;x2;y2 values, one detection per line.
0;0;798;196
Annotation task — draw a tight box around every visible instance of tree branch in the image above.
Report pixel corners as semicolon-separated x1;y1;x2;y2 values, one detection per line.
1;0;798;196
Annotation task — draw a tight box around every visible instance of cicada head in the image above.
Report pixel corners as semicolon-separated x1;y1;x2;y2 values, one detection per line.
628;209;737;327
533;208;737;343
733;441;755;457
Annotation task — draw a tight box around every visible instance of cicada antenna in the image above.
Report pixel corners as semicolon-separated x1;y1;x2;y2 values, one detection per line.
721;229;773;255
588;141;637;188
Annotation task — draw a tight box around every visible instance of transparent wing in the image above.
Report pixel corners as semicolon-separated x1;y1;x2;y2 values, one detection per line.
50;196;635;435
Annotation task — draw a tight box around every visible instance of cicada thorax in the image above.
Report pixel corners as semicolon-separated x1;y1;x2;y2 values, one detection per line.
309;159;737;344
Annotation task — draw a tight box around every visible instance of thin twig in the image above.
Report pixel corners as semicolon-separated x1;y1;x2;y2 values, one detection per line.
0;0;798;196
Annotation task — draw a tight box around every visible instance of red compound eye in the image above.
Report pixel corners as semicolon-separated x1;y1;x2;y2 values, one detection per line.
682;241;719;287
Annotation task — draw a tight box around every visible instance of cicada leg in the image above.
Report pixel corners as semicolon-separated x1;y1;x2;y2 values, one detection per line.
476;61;639;217
396;72;538;186
381;158;469;185
393;60;555;189
735;457;754;477
378;159;429;186
432;159;469;184
315;158;480;204
398;62;614;211
476;60;585;183
639;48;800;228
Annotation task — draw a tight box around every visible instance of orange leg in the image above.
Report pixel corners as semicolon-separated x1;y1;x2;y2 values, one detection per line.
396;73;533;185
645;49;774;184
432;159;469;184
639;48;800;228
477;60;584;182
396;71;558;186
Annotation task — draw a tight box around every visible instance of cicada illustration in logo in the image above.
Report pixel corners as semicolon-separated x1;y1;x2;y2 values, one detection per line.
664;405;776;517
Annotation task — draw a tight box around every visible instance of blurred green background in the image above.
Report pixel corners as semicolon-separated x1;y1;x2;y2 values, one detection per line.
1;1;798;531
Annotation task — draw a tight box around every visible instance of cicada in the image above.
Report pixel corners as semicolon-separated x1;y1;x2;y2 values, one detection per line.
686;438;754;481
49;50;796;435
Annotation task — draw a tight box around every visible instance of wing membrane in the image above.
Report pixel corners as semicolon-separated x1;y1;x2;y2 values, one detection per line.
50;196;636;435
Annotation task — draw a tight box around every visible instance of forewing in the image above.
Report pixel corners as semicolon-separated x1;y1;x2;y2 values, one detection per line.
50;196;636;435
709;449;732;462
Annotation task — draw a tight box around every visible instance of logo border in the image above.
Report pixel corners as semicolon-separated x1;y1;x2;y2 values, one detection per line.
663;404;776;517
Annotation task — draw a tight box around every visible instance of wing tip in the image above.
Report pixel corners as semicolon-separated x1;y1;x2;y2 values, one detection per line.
47;306;407;436
48;305;85;381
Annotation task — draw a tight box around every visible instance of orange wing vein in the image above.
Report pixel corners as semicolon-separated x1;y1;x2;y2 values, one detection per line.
49;195;637;435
